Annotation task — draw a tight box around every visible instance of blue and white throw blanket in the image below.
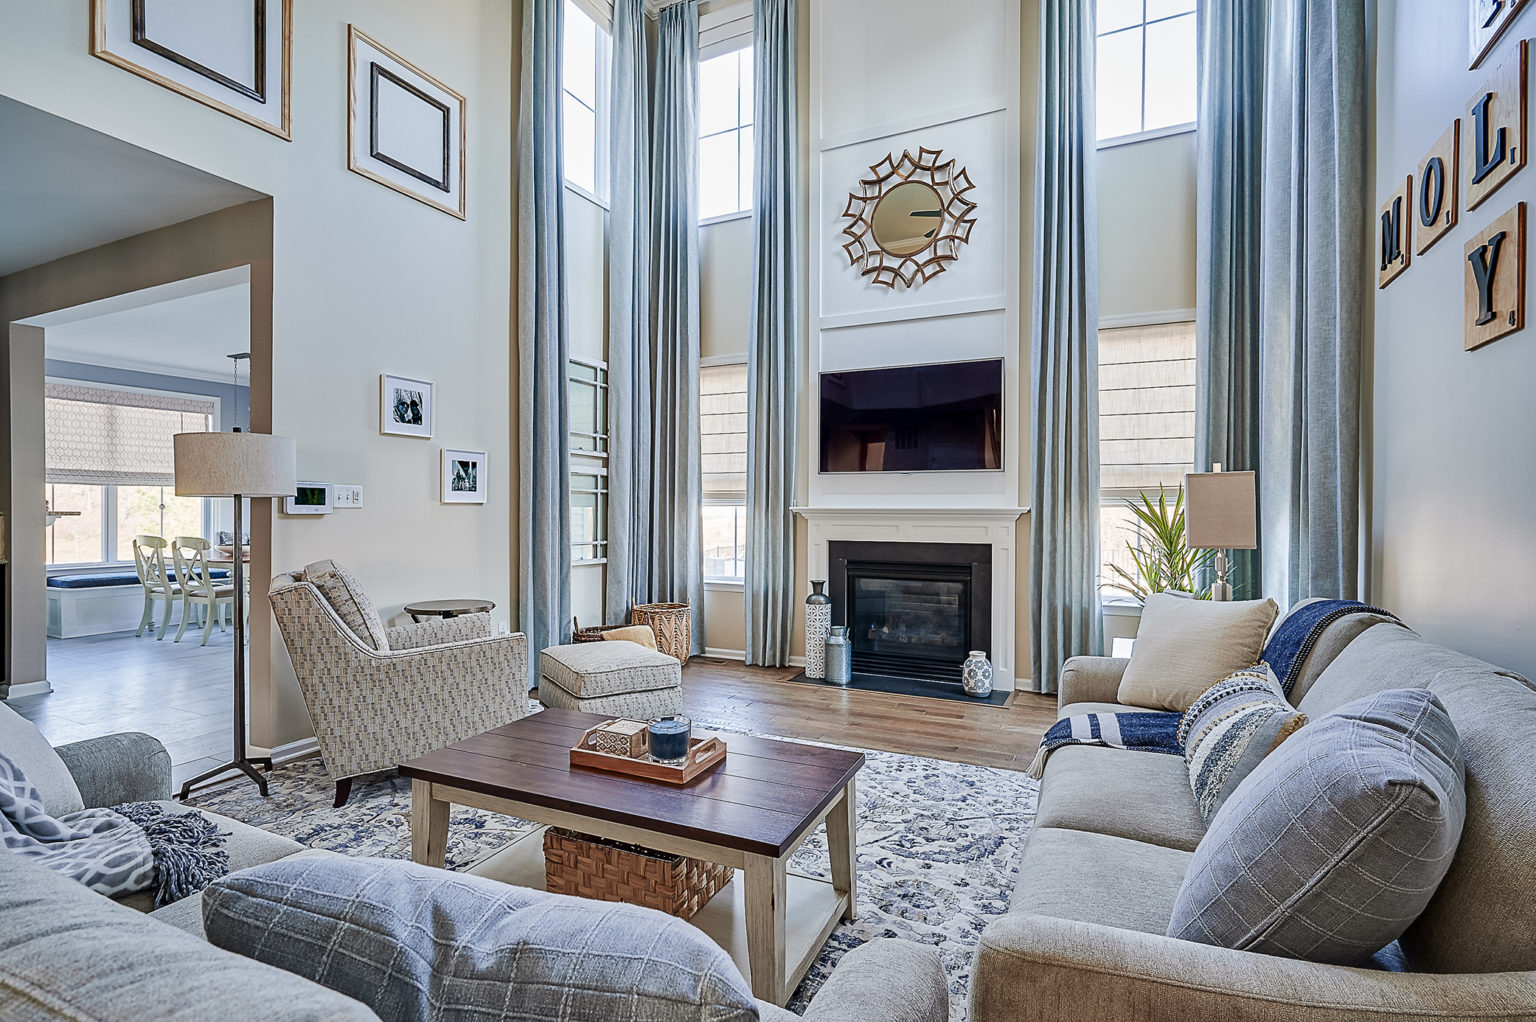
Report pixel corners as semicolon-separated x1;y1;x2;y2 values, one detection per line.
1026;711;1183;779
1260;599;1402;698
0;752;229;907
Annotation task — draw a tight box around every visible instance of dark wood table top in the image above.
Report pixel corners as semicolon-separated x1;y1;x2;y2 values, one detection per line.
399;708;865;858
403;599;496;618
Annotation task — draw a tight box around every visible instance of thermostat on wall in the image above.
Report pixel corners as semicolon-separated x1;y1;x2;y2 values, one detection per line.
284;482;333;515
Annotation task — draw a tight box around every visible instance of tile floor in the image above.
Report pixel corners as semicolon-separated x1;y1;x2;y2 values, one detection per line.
10;627;242;792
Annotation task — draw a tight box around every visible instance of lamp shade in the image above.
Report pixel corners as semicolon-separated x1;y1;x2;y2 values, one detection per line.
174;432;297;498
1185;470;1257;550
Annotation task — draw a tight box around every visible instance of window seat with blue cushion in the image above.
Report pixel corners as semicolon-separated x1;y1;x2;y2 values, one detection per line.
47;569;231;589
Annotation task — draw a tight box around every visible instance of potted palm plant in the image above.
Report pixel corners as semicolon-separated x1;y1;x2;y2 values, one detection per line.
1103;485;1218;602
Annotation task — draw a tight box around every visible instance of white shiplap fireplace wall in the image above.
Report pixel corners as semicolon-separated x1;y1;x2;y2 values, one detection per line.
800;0;1026;689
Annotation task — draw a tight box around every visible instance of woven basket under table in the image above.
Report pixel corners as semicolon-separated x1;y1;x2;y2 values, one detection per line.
630;603;692;666
543;828;732;921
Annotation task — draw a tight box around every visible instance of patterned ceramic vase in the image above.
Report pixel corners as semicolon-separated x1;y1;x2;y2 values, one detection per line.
962;650;993;698
825;626;852;687
804;581;832;680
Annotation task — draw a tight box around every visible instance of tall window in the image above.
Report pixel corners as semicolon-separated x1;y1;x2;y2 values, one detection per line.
562;0;611;199
1096;0;1197;143
44;383;214;567
698;47;753;220
1097;321;1197;592
569;358;609;564
700;361;748;582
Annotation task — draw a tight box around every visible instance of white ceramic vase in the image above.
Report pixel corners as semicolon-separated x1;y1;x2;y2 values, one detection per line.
962;650;993;698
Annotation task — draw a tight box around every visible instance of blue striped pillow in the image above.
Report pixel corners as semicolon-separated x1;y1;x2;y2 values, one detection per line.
1179;665;1307;824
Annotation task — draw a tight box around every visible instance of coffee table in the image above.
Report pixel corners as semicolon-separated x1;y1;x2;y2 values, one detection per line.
399;708;864;1006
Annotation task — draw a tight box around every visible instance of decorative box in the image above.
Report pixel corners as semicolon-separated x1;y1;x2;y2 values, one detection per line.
589;718;650;758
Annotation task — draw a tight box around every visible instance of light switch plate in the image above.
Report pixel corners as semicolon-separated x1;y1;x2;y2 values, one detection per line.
333;485;364;509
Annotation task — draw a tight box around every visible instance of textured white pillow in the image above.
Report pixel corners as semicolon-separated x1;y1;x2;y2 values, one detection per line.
1116;593;1279;711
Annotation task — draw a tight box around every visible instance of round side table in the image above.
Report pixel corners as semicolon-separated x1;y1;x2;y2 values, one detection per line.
404;599;496;623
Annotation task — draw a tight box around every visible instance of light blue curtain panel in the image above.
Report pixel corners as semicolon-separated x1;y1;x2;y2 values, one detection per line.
1030;0;1101;694
1194;0;1266;599
604;0;654;624
744;0;799;668
517;0;572;677
1259;0;1365;606
649;1;705;654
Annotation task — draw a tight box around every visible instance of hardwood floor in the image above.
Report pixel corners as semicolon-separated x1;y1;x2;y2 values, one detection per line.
7;633;1058;785
679;657;1058;771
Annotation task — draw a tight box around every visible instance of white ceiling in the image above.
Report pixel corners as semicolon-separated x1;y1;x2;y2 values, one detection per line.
0;96;263;277
29;269;252;384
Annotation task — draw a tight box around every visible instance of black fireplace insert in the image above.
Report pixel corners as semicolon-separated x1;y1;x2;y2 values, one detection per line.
828;541;992;685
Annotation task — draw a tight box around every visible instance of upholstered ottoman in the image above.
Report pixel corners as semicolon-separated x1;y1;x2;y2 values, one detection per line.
538;642;683;717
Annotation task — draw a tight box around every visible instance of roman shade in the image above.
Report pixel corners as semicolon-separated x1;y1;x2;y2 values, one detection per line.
45;384;214;488
701;362;748;501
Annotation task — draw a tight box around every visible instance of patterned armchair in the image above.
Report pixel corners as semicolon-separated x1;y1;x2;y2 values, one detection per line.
269;560;529;807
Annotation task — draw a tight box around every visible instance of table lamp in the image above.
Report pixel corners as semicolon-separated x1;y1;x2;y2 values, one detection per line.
1184;467;1256;602
173;430;296;798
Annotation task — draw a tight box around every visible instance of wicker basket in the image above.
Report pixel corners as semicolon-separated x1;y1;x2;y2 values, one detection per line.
630;603;692;665
571;618;629;644
542;828;732;920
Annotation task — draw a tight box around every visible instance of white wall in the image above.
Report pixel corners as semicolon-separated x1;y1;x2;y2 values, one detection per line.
1370;1;1536;678
809;0;1022;511
0;2;516;747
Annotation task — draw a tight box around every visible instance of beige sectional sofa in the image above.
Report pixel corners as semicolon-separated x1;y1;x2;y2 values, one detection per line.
970;614;1536;1021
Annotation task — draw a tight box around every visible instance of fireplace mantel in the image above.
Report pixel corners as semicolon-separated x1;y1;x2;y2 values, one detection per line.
793;506;1029;690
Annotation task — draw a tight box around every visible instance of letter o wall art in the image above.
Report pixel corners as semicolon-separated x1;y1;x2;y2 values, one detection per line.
91;0;292;140
347;25;467;220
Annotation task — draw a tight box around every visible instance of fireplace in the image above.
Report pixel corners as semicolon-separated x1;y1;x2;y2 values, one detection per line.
828;541;992;685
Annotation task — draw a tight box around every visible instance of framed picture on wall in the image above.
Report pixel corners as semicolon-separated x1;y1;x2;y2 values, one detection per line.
441;449;487;504
90;0;293;140
379;374;434;438
347;25;467;220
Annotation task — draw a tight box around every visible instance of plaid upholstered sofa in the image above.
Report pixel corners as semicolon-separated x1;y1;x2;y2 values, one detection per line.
269;560;530;807
969;603;1536;1021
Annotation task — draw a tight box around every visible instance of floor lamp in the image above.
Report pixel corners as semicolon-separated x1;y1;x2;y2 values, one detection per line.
173;430;296;799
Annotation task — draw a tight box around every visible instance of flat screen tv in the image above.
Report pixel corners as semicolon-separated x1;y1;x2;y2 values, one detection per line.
820;358;1003;473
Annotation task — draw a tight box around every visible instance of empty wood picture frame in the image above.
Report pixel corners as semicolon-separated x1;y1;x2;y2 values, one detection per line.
441;449;487;504
348;26;467;220
379;374;434;438
90;0;292;140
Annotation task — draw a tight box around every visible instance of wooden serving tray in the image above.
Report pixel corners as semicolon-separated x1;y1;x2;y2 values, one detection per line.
570;722;727;785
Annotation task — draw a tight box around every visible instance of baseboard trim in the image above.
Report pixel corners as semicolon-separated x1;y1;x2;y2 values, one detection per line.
2;680;54;700
250;736;319;764
702;648;806;669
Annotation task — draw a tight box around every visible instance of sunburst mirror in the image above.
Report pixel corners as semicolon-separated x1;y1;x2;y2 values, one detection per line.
840;147;978;288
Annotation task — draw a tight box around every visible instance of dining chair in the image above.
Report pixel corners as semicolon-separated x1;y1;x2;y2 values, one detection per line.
172;536;241;646
132;535;181;640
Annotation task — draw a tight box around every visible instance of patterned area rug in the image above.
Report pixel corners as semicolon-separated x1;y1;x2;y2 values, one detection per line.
186;730;1037;1019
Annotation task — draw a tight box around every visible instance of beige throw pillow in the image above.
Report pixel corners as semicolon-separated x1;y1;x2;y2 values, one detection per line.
1116;593;1279;711
602;625;659;651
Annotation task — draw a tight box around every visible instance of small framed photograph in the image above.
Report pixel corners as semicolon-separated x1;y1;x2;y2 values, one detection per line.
441;449;487;504
347;25;467;219
380;374;433;438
